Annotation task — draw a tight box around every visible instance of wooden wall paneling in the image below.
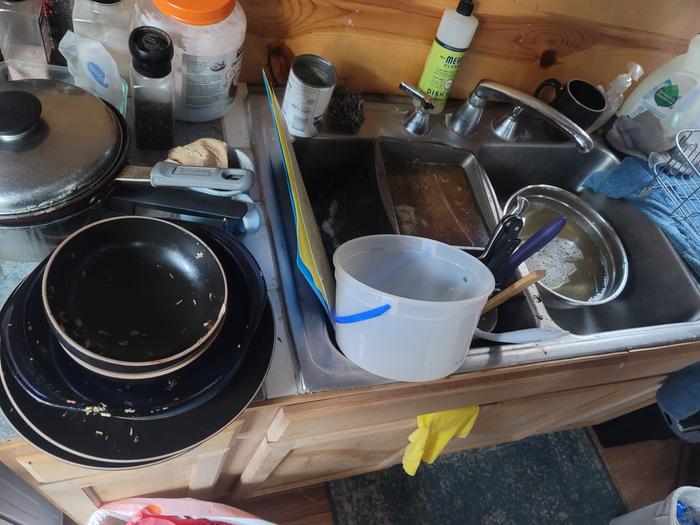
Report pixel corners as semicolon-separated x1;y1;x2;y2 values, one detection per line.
239;0;698;97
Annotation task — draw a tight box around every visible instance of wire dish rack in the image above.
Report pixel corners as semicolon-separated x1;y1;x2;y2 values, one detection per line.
649;129;700;236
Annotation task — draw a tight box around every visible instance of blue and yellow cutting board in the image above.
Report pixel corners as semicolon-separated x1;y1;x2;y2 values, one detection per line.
262;70;335;317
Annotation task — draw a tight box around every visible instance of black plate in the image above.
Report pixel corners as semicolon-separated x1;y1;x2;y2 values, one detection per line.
5;225;266;420
0;299;274;464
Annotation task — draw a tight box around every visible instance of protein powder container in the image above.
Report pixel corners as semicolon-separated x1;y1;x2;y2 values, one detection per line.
133;0;246;122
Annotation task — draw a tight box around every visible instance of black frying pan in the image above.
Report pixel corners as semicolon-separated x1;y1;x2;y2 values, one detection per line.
42;216;227;376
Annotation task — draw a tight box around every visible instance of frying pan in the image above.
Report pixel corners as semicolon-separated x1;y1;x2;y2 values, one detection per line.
42;216;228;376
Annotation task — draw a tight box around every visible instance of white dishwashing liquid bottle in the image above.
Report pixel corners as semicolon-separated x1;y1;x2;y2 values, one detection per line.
620;35;700;138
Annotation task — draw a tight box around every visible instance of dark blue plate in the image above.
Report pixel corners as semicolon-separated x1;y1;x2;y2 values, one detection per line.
4;223;266;420
0;299;275;465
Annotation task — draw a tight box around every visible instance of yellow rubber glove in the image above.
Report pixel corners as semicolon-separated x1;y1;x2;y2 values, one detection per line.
402;406;480;476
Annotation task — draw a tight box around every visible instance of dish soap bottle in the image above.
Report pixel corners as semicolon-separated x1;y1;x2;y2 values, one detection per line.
418;0;478;114
589;62;644;132
619;35;700;137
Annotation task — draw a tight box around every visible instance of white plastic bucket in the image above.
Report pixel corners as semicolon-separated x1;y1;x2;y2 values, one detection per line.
333;235;495;382
610;486;700;525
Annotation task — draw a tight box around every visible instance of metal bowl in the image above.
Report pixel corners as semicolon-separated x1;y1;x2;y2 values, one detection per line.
505;185;628;309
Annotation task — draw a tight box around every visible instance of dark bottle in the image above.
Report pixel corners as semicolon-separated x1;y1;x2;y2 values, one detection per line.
129;26;174;150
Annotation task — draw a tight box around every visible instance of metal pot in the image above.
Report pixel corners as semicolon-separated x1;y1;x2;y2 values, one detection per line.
0;80;128;260
0;79;251;261
504;185;629;309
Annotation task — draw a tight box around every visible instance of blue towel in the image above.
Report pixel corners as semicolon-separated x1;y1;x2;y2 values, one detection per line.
657;361;700;421
584;157;700;277
585;158;700;425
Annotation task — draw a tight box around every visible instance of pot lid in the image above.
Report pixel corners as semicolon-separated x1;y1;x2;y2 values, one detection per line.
0;79;122;218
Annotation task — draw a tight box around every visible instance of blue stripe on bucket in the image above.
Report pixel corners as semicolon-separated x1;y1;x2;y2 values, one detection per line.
333;304;391;324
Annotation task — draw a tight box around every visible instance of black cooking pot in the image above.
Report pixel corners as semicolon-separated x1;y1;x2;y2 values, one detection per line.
0;79;247;261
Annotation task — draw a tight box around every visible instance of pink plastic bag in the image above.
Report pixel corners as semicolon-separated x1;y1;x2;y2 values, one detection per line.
86;498;276;525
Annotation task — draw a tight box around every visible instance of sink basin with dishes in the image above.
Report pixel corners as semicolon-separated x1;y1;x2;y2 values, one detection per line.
249;89;700;392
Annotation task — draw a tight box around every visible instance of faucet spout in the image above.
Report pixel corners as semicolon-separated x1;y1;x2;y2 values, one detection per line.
449;79;594;153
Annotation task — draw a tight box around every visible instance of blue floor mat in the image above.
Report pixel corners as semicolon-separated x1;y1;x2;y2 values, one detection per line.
326;428;626;525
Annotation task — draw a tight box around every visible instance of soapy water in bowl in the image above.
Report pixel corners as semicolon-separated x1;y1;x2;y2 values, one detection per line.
522;205;610;302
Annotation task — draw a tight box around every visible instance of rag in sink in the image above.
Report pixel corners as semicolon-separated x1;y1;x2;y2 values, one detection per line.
584;157;700;277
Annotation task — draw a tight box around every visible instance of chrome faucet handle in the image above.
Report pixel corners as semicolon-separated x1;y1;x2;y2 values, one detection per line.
399;82;434;136
449;79;594;153
491;106;524;142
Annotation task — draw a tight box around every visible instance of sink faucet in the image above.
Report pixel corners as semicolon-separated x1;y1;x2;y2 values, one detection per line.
448;79;595;153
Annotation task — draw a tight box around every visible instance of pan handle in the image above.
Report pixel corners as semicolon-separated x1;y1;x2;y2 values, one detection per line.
150;162;255;192
106;184;248;229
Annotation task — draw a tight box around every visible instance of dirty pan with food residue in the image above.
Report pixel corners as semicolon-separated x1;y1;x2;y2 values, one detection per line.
375;139;500;249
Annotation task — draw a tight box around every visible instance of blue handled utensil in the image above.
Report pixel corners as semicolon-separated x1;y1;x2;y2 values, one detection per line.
494;216;566;284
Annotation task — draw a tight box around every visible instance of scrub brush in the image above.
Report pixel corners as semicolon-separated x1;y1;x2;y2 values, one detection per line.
327;88;365;134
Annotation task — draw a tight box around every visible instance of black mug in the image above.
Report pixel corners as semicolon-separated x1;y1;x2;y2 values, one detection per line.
534;78;607;131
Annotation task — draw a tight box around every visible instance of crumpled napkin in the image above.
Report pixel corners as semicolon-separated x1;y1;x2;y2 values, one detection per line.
167;138;228;168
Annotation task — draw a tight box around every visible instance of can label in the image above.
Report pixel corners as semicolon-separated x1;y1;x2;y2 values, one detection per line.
281;69;334;137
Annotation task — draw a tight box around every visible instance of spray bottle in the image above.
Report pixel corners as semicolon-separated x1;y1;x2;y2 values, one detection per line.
589;62;644;132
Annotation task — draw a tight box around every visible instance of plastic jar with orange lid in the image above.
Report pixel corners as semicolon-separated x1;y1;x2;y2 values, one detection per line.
133;0;246;122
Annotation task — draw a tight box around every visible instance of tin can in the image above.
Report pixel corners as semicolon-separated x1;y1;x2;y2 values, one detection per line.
281;54;337;137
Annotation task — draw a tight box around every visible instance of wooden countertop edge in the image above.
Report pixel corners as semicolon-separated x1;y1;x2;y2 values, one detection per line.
249;338;700;408
1;338;698;452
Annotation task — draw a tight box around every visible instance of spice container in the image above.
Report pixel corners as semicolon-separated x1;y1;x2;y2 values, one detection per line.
0;0;50;63
129;26;175;150
72;0;133;82
133;0;246;123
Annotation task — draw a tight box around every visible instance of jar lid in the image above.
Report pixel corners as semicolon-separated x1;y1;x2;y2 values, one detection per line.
152;0;235;25
130;26;174;78
0;79;122;219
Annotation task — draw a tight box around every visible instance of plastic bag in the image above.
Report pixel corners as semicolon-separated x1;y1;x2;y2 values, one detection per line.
58;30;127;114
86;498;275;525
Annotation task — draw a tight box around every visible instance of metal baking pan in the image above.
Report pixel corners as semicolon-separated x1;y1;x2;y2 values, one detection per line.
374;138;501;250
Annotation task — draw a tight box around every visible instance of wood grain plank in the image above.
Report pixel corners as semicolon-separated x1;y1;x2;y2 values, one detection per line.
592;432;685;511
234;485;333;525
238;0;697;96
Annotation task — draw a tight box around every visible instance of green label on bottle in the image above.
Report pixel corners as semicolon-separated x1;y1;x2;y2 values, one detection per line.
418;39;466;107
654;84;680;107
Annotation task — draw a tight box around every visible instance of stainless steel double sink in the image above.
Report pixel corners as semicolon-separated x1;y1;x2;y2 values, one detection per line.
249;92;700;392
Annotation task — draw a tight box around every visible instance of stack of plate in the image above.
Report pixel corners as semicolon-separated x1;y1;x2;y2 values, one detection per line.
0;219;274;469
